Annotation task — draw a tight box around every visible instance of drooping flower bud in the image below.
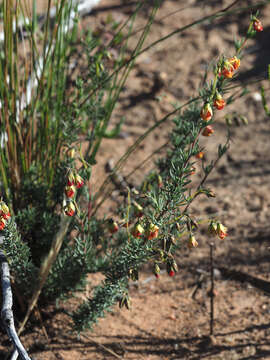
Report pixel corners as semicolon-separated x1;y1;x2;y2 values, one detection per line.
167;259;178;277
188;234;198;248
208;220;228;239
213;93;226;110
154;263;160;278
253;19;263;32
202;125;214;137
107;218;119;234
200;103;213;122
64;202;76;216
157;175;163;188
132;223;144;238
228;56;240;70
133;201;143;218
0;202;11;220
65;185;76;198
74;174;84;189
67;172;75;186
146;223;159;240
217;222;228;239
0;217;7;231
208;220;218;236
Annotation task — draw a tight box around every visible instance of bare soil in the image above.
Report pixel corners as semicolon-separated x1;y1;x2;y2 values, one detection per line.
2;1;270;359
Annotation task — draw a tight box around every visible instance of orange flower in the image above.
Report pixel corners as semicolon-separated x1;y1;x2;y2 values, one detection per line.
146;223;159;240
64;202;76;216
213;93;226;110
195;151;204;159
202;125;214;137
200;103;213;122
221;61;234;79
228;56;240;70
253;19;263;32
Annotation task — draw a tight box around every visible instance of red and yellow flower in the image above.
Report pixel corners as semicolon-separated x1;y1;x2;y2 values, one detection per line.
146;223;159;240
64;202;76;216
213;93;226;110
132;223;144;238
202;125;214;137
253;19;263;32
65;185;76;198
200;103;213;122
74;174;84;189
228;56;240;70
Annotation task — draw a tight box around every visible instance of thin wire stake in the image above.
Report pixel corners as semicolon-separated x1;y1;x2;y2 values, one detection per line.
209;242;214;336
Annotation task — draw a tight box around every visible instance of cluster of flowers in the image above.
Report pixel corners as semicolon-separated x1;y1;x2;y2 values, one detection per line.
63;170;84;216
0;201;11;231
200;17;263;139
208;220;228;240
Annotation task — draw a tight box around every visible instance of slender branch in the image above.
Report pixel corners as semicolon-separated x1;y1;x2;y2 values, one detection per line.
0;236;32;360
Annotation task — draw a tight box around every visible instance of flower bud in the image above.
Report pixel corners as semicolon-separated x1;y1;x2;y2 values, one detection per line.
213;93;226;110
154;263;160;278
0;202;11;220
188;234;198;248
157;175;163;188
133;201;143;218
65;185;76;198
208;220;218;236
208;220;228;239
107;218;119;234
67;172;75;186
74;174;84;189
200;103;213;122
132;223;144;238
202;125;214;137
146;223;159;240
217;222;228;239
67;148;76;158
167;260;177;277
64;202;76;216
253;19;263;32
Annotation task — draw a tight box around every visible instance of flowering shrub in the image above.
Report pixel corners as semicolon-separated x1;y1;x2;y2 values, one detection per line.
0;0;265;341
